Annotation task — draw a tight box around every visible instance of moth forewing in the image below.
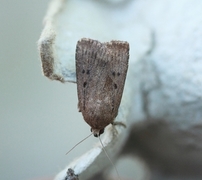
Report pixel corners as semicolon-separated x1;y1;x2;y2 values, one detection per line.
106;41;129;117
76;39;103;112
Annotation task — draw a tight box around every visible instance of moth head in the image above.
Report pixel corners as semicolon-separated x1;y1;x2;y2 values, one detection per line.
91;128;104;137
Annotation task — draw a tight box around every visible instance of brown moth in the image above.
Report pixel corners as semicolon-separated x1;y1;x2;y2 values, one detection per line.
76;38;129;137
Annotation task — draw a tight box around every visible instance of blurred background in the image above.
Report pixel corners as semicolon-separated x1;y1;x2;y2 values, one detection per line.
0;1;143;180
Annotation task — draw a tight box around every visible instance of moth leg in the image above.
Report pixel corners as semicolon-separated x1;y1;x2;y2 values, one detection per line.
111;121;127;128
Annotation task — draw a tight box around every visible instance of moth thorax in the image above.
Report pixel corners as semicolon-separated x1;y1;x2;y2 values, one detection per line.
91;128;104;137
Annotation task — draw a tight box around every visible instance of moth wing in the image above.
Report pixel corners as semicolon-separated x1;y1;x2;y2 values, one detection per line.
76;39;129;130
76;38;103;112
106;41;129;117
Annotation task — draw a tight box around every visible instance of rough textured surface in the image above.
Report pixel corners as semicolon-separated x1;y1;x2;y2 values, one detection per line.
65;169;79;180
38;0;202;179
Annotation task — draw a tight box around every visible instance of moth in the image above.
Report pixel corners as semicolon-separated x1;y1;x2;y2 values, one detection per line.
76;38;129;137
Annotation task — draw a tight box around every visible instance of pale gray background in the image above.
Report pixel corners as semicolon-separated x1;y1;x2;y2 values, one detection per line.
0;1;140;180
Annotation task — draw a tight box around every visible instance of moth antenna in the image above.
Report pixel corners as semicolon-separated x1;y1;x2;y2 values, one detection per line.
98;136;121;180
66;133;93;155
